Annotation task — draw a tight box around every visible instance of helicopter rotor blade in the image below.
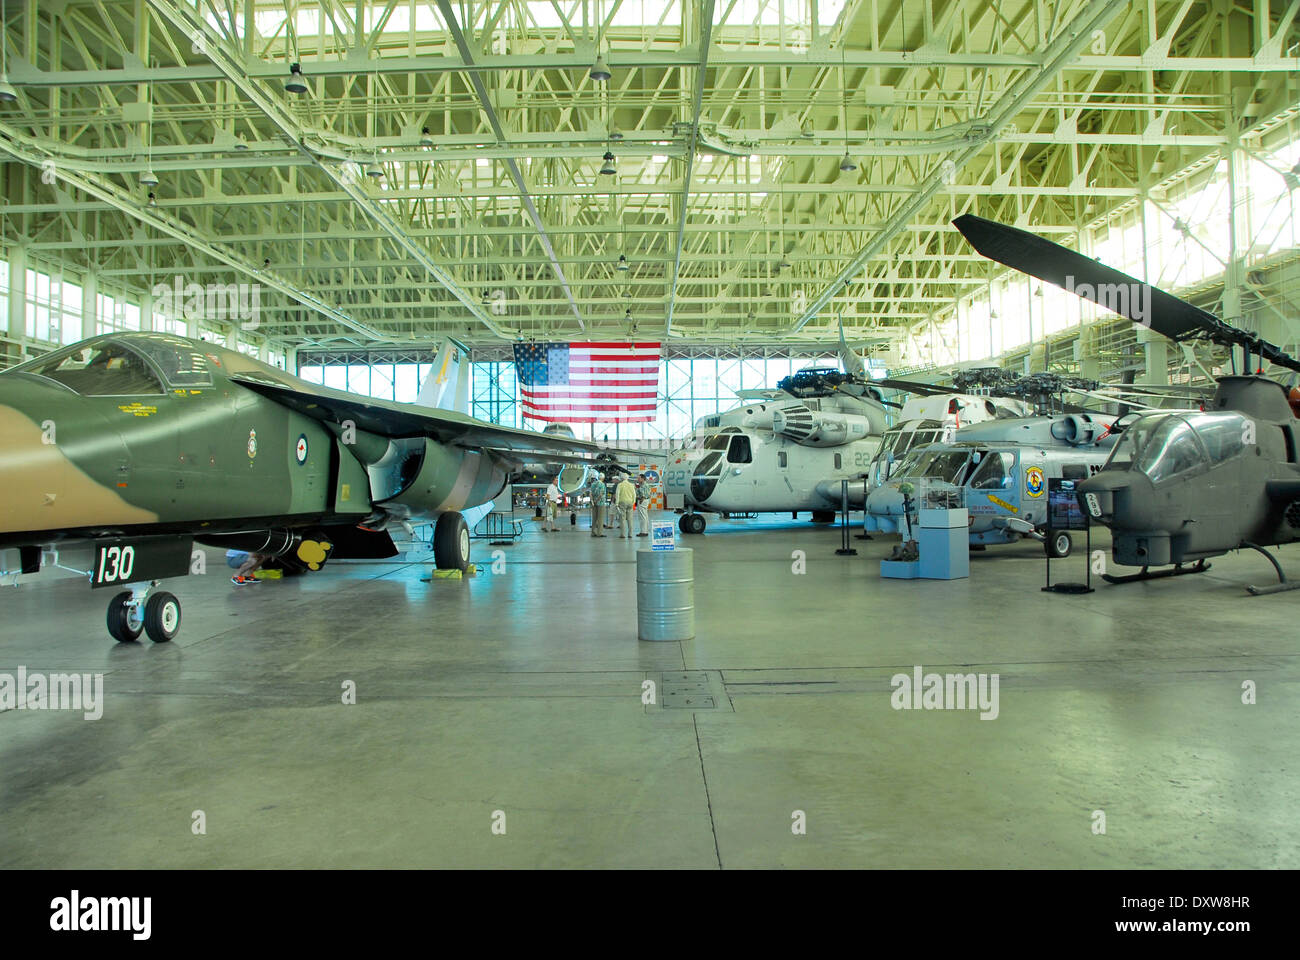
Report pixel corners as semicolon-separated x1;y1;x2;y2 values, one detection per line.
953;214;1300;374
869;377;954;396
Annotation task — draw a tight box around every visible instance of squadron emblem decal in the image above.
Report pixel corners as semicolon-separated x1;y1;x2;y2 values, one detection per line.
295;434;309;465
1025;466;1045;499
1024;465;1045;496
247;429;258;459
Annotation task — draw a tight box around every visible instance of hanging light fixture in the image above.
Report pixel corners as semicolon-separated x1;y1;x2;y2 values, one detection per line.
599;150;616;176
139;77;158;187
615;216;629;271
285;62;309;94
837;40;856;173
590;1;611;80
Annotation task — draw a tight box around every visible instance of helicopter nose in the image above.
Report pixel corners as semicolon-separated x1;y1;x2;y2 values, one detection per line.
1076;471;1132;522
865;486;905;516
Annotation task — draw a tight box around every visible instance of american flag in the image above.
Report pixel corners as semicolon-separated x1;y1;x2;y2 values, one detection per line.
513;341;661;423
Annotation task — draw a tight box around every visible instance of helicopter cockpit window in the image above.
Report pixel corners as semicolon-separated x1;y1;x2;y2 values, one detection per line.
1102;413;1176;472
968;451;1014;490
703;435;731;452
906;449;971;484
696;452;724;477
1187;412;1247;462
897;420;944;457
1137;417;1208;483
18;341;164;396
726;435;752;464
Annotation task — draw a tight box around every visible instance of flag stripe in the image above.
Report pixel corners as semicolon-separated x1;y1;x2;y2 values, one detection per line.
515;340;661;424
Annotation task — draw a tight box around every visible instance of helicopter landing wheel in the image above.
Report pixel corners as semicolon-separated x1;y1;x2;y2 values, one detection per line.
1044;531;1072;559
679;513;706;535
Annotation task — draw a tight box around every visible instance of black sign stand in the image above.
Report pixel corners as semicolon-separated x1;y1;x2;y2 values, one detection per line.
1042;478;1094;595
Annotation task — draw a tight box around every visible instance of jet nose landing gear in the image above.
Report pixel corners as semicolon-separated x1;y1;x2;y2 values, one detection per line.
106;581;182;644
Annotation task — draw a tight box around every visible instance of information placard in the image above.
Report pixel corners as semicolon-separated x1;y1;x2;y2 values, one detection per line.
651;521;676;550
1046;478;1089;531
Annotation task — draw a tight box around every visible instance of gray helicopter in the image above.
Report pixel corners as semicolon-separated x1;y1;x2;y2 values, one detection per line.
954;213;1300;593
863;412;1119;557
661;324;891;533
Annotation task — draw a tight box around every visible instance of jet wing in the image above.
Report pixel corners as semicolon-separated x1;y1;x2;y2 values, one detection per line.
229;372;629;462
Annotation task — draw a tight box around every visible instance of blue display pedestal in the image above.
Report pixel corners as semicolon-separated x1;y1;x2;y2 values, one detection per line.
880;559;921;579
878;509;970;581
917;508;969;580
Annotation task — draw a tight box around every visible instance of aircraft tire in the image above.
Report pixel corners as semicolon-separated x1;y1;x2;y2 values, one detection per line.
434;512;471;570
106;591;143;643
144;592;182;643
1044;531;1072;559
679;514;706;535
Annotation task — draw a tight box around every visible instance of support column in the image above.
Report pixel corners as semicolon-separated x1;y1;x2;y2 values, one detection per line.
1139;326;1168;385
7;245;26;341
82;271;98;339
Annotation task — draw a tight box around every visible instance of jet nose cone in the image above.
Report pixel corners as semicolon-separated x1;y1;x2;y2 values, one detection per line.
0;390;154;536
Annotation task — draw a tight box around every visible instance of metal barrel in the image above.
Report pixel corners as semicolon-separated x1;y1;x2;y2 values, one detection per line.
636;547;695;642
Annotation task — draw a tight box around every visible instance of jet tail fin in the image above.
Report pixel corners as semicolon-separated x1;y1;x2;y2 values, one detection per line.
838;316;867;380
417;338;472;413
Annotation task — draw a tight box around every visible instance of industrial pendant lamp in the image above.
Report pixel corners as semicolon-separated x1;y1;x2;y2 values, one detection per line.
837;40;856;173
285;62;308;95
590;1;611;80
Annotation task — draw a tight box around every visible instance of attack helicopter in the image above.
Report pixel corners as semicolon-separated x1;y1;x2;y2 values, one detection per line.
954;213;1300;593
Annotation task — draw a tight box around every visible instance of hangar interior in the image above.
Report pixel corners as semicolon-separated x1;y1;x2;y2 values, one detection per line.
2;0;1300;869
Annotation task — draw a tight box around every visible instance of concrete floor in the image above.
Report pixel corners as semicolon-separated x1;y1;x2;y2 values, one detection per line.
1;510;1298;869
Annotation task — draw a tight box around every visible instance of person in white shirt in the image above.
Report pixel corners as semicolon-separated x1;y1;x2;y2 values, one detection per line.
635;475;652;537
544;480;561;531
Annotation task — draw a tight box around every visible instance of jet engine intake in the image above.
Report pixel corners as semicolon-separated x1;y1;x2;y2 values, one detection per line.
772;406;873;447
1051;413;1103;446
